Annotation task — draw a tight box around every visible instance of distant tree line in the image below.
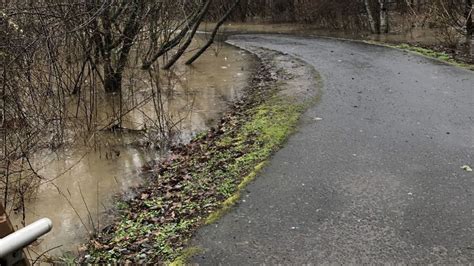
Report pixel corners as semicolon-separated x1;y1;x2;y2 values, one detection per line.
231;0;472;39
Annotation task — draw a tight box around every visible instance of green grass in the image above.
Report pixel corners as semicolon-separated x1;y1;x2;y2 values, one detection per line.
168;247;203;266
395;43;451;60
389;43;473;70
197;96;304;226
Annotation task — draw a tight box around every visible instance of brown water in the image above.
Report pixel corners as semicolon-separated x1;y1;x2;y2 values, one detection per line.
203;22;472;60
9;40;255;258
203;22;440;43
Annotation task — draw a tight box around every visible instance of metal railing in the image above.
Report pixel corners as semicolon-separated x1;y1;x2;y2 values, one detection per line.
0;218;53;265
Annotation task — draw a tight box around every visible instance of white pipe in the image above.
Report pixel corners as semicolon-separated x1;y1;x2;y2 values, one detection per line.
0;218;53;258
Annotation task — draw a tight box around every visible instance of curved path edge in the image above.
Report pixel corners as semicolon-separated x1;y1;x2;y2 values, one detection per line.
191;34;474;264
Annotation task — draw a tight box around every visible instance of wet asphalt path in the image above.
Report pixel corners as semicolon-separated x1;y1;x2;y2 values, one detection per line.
192;35;474;264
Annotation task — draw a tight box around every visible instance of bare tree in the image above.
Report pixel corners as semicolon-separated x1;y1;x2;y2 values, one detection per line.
163;0;212;70
186;0;242;66
379;0;390;33
465;0;473;40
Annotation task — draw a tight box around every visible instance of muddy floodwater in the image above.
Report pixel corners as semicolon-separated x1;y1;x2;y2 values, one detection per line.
202;22;473;60
9;39;255;258
203;22;442;45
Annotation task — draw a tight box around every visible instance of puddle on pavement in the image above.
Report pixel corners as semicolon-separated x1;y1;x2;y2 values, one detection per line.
8;38;255;258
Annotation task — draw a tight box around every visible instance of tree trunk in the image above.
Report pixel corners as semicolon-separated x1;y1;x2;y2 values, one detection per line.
365;0;379;33
141;9;200;70
466;0;473;39
379;0;389;33
185;0;241;65
288;0;296;22
163;0;211;70
239;0;248;22
104;64;122;93
99;1;143;93
466;0;473;58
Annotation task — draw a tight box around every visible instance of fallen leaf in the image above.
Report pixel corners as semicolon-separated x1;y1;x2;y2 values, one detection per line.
461;165;473;172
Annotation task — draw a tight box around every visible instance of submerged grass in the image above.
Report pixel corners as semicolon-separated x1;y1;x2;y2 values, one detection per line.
81;62;309;264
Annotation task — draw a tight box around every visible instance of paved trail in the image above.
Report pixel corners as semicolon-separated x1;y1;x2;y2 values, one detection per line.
192;35;474;264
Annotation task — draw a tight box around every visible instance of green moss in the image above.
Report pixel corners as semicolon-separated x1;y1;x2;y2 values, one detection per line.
228;162;264;191
168;247;203;266
205;193;241;225
205;162;269;225
203;97;303;225
372;42;474;71
395;43;451;60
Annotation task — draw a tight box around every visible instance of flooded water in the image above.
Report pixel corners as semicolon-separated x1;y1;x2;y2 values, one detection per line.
202;22;350;38
9;39;255;258
203;22;472;60
204;22;441;44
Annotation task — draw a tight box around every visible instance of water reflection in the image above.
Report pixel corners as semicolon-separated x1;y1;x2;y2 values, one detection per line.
10;40;255;257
